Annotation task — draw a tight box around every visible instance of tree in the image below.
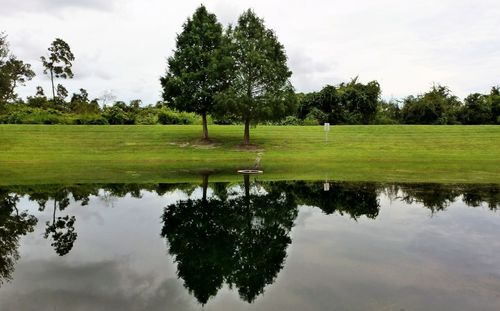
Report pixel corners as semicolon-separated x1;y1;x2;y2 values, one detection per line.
41;190;77;256
317;85;342;123
376;99;401;124
291;181;380;219
56;84;68;100
337;78;380;124
297;79;381;125
161;5;228;140
216;9;296;144
161;176;298;304
35;86;45;97
0;32;35;102
0;190;37;285
401;84;461;124
40;38;75;101
489;86;500;124
69;88;100;114
461;93;491;124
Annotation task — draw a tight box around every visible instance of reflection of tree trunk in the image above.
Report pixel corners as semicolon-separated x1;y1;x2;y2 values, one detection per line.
244;174;250;198
202;113;209;140
52;199;57;224
202;174;209;202
244;118;250;145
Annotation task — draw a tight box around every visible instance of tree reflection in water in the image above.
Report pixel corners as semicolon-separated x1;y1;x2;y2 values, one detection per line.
0;189;37;286
161;174;298;303
0;180;498;300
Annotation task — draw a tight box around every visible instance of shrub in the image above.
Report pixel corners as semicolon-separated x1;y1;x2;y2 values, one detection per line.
73;114;109;125
302;115;319;125
102;106;136;125
279;116;302;125
157;108;200;125
0;107;69;124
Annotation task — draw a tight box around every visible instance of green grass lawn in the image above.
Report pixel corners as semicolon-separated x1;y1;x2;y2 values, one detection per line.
0;124;499;185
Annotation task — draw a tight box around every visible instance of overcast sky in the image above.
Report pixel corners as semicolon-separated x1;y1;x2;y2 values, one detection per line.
2;0;500;104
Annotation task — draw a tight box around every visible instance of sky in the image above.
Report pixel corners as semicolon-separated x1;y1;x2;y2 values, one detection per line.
2;0;500;104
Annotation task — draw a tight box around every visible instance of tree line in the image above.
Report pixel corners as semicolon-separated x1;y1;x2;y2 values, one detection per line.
1;6;499;143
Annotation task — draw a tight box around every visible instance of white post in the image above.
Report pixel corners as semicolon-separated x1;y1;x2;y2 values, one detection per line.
324;122;330;142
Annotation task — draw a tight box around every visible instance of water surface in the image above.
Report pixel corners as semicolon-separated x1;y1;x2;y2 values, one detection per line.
0;179;499;310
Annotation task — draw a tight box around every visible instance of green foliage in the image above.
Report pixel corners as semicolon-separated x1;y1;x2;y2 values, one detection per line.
157;107;201;125
0;98;205;125
302;115;319;125
401;85;461;124
135;107;158;125
102;103;136;125
41;38;74;99
489;86;500;124
297;79;381;125
0;106;70;124
215;9;296;143
338;78;380;124
375;100;401;124
68;89;100;114
72;114;109;125
297;92;319;119
0;32;35;102
56;84;68;100
278;116;302;125
460;93;492;124
161;5;228;139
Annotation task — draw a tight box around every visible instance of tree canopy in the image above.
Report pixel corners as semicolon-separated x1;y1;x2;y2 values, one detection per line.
0;32;35;102
401;84;461;124
160;5;229;140
215;9;296;144
297;78;381;125
40;38;75;101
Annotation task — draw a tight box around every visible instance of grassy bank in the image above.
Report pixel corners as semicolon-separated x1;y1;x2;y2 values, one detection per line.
0;124;499;184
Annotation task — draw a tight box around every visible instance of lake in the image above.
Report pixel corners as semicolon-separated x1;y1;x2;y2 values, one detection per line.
1;177;499;310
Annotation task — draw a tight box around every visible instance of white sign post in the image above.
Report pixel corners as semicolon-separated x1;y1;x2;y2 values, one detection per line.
324;122;330;142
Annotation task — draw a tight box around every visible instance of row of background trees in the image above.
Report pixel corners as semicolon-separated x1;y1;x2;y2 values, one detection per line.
1;6;499;141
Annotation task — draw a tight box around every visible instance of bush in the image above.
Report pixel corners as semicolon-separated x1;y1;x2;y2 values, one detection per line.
304;108;327;124
302;115;319;125
279;116;302;125
157;108;200;125
136;113;158;125
374;115;399;125
0;107;70;124
102;106;136;125
73;114;109;125
135;108;159;125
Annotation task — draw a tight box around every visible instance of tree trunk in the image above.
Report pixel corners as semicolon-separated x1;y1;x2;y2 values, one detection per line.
202;174;209;202
50;69;55;101
201;113;209;140
243;174;250;199
53;199;57;224
243;118;250;145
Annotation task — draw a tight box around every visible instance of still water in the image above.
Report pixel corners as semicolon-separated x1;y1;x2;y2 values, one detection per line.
1;177;499;310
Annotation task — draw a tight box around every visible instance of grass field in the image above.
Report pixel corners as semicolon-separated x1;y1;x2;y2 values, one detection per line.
0;124;499;185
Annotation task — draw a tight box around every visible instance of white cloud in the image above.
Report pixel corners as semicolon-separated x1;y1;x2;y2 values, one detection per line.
0;0;115;15
3;0;500;103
